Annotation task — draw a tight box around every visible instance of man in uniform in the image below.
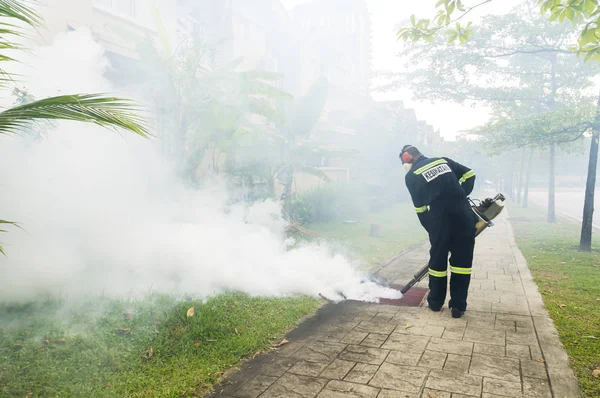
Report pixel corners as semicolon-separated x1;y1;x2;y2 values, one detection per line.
399;145;477;318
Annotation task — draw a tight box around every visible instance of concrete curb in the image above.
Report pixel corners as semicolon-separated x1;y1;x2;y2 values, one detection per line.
505;210;583;398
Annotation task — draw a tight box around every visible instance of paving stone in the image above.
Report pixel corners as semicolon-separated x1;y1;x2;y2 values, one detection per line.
355;321;397;334
420;389;451;398
260;356;297;377
425;370;483;396
288;361;329;377
232;375;278;398
378;389;419;398
441;325;466;340
372;313;395;323
317;380;380;398
521;359;548;380
367;304;400;314
469;354;520;382
443;354;471;373
391;316;428;328
463;327;505;346
369;363;428;393
427;338;474;356
473;343;505;357
494;319;516;331
320;359;355;380
361;333;388;348
505;343;530;359
465;319;495;330
355;312;376;322
483;378;521;398
381;334;430;353
386;350;423;366
466;301;493;312
522;377;552;398
506;330;538;346
293;341;347;363
339;345;390;365
320;321;359;334
393;325;445;338
425;315;466;328
465;311;496;323
529;344;543;360
275;339;306;357
418;350;447;370
260;373;327;398
319;327;354;343
344;363;379;384
341;331;369;345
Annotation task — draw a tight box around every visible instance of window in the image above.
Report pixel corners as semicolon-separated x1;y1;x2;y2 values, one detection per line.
93;0;136;18
115;0;135;17
94;0;112;8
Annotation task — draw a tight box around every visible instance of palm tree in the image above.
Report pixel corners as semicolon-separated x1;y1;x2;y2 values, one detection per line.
0;0;150;253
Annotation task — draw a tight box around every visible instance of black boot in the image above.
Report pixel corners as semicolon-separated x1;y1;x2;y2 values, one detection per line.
451;308;464;318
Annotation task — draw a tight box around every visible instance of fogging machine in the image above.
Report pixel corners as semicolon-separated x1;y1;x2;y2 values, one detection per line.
399;193;506;295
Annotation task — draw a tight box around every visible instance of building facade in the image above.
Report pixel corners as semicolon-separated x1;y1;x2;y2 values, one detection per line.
293;0;372;95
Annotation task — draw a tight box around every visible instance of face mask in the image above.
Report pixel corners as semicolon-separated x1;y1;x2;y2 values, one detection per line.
403;163;413;173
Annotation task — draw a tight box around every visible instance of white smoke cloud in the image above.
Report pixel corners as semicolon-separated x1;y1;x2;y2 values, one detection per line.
0;30;402;304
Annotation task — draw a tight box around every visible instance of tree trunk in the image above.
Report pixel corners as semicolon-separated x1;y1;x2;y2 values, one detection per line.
580;94;600;251
547;55;557;223
548;143;557;223
517;148;525;204
523;147;534;208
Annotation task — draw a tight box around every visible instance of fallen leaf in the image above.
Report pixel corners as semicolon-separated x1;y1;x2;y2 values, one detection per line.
180;390;187;396
54;338;66;344
122;312;133;321
186;307;195;317
252;351;261;359
43;339;49;345
428;392;437;398
118;328;131;334
194;342;201;348
535;358;545;363
593;368;600;378
272;339;289;348
141;346;153;359
234;328;239;335
404;322;413;329
558;304;566;308
25;392;33;397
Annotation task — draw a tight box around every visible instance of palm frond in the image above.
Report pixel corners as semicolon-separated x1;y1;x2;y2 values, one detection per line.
0;219;21;256
0;0;41;27
0;0;42;86
298;166;331;182
0;94;150;136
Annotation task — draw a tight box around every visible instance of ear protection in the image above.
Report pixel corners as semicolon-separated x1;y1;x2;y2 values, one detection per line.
400;146;415;164
401;150;413;164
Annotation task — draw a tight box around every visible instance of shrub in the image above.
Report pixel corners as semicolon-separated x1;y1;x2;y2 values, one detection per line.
291;183;371;224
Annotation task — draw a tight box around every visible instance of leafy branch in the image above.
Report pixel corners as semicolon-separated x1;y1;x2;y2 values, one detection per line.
397;0;490;44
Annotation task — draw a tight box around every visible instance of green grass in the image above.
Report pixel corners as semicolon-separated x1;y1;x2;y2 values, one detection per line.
308;202;427;270
0;203;422;397
508;204;600;398
0;294;320;398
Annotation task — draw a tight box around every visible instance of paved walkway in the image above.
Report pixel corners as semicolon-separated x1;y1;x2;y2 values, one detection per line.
207;214;581;398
